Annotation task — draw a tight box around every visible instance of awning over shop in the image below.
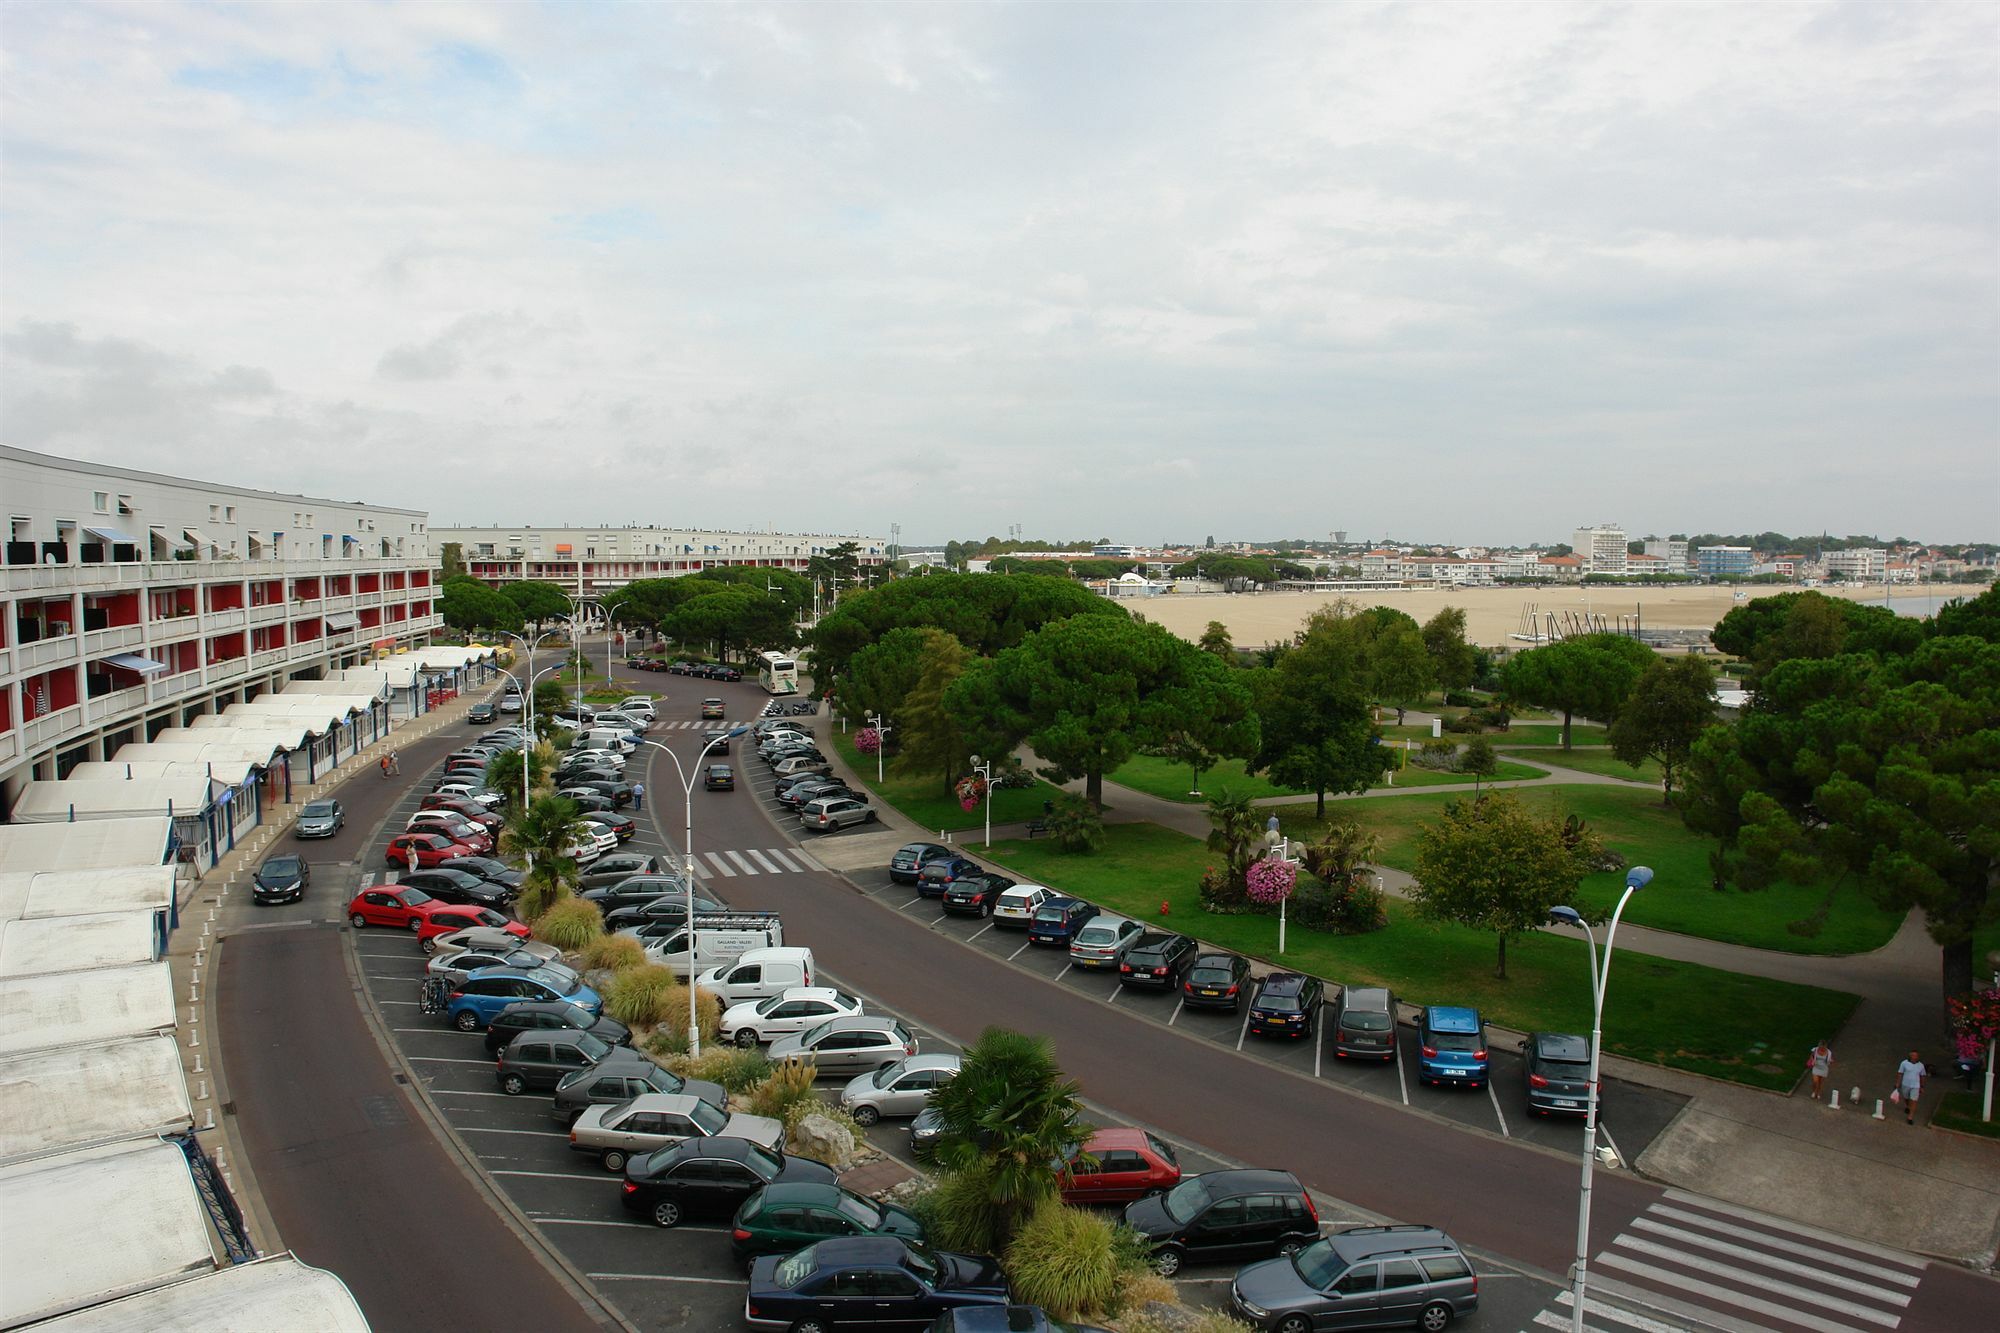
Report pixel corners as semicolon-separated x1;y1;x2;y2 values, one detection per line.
182;527;211;548
323;613;359;631
83;525;138;544
101;654;168;675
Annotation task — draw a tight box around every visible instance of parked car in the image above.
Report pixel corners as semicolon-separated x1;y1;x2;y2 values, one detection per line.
916;855;984;899
774;754;833;779
419;794;501;826
1247;973;1324;1040
1118;932;1199;989
730;1181;926;1266
603;894;730;934
1058;1127;1182;1206
293;799;344;839
1523;1031;1592;1116
1181;952;1252;1011
431;779;502;806
623;1135;835;1229
721;989;865;1047
1333;986;1400;1062
1069;915;1143;970
889;842;955;885
800;796;878;832
556;789;617;813
767;1014;918;1075
346;886;447;931
252;854;310;905
466;699;497;722
1416;1007;1489;1088
744;1237;1010;1329
1027;895;1099;946
432;927;558;965
1228;1223;1479;1332
494;1028;618;1095
402;814;494;853
418;907;527;950
927;1310;1112;1333
909;1105;946;1160
395;867;510;910
564;778;634;806
580;810;636;842
942;873;1015;918
693;946;816;1006
551;1048;725;1124
385;831;477;869
570;1093;782;1172
839;1054;962;1126
580;853;666;890
990;883;1050;928
450;856;524;892
427;947;578;989
447;968;603;1033
701;698;726;719
1122;1169;1320;1277
481;1001;629;1057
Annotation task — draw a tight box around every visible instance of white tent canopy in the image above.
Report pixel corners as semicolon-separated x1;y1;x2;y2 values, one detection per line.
10;776;217;824
32;1255;369;1332
0;911;163;979
0;817;176;875
180;719;319;750
0;1139;215;1326
110;740;289;768
69;757;260;792
0;867;178;924
221;696;375;723
403;645;496;670
0;962;177;1058
0;1035;192;1164
287;671;401;698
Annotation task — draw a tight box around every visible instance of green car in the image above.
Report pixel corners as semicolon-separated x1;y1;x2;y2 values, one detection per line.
729;1182;925;1266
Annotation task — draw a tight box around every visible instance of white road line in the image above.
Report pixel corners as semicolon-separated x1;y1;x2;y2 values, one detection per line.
764;848;807;872
429;1089;515;1098
691;861;713;880
1236;1010;1252;1051
588;1272;742;1284
900;896;925;911
456;1126;570;1138
1394;1036;1409;1104
1660;1190;1928;1271
1603;1238;1902;1327
1314;1018;1324;1079
1168;997;1185;1026
1629;1219;1910;1305
1538;1294;1684;1333
1054;963;1072;983
724;849;758;874
1594;1254;1880;1333
404;1055;495;1065
745;848;785;873
967;922;995;943
1007;939;1034;961
791;848;824;871
1105;980;1124;1004
1598;1120;1624;1168
1645;1205;1923;1287
704;853;737;877
376;999;420;1006
491;1170;611;1181
531;1218;657;1230
1487;1078;1511;1137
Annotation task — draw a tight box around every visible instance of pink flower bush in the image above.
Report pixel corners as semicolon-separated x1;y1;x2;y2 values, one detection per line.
855;727;882;756
1948;986;2000;1062
1246;857;1297;905
954;774;988;812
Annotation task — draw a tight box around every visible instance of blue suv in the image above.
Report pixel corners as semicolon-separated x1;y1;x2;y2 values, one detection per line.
1026;895;1099;946
1417;1006;1489;1087
446;968;604;1033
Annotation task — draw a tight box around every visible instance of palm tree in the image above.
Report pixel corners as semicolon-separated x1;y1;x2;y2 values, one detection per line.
1205;790;1264;894
502;793;590;920
932;1028;1091;1247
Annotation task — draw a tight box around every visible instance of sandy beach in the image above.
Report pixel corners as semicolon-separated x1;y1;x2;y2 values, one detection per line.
1132;582;1987;651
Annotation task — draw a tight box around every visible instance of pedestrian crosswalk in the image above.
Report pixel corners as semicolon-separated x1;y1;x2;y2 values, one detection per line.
650;719;757;730
1522;1190;1925;1333
687;846;824;878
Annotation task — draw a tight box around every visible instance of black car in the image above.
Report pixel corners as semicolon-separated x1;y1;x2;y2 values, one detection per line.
704;764;735;791
551;1049;728;1124
252;854;310;905
942;873;1016;918
452;857;526;893
566;778;634;806
467;700;497;723
778;778;859;809
703;728;734;751
1180;952;1252;1011
559;792;617;814
1524;1031;1595;1117
909;1105;945;1161
582;873;692;912
623;1136;836;1229
916;855;984;899
482;1001;631;1057
744;1237;1009;1329
397;868;511;909
1246;972;1324;1040
581;811;637;842
603;892;728;932
580;853;666;890
1122;1169;1320;1277
1118;932;1199;989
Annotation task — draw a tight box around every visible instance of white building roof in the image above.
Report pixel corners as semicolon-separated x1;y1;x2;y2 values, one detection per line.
0;1035;192;1164
289;670;403;696
0;911;162;979
32;1255;369;1332
10;776;217;824
68;758;258;791
0;817;176;874
0;962;177;1059
401;645;496;670
179;720;320;750
0;867;179;924
0;1138;216;1326
111;740;292;766
220;696;375;723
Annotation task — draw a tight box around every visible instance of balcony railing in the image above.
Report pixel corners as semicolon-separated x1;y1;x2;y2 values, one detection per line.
147;672;204;704
202;608;247;631
85;683;150;725
83;624;146;655
3;553;438;596
23;705;84;749
249;603;288;626
16;635;80;672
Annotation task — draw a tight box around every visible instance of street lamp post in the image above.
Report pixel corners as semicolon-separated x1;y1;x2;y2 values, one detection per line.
1549;864;1653;1333
865;712;891;784
490;662;564;814
969;754;993;848
637;726;750;1056
1262;814;1301;955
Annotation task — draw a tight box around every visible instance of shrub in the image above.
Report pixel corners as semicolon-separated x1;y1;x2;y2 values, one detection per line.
1412;739;1459;771
1472;705;1512;729
1046;792;1104;854
1289;879;1387;935
1118;1310;1255;1333
642;1026;688;1058
531;897;602;951
928;1162;1005;1254
744;1058;820;1121
661;1045;772;1093
580;934;645;973
1197;864;1251;914
1443;712;1484;734
1114;1271;1178;1312
1003;1202;1124;1319
602;964;679;1026
1443;689;1484;708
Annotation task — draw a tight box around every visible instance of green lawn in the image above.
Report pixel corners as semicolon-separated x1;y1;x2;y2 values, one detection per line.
984;825;1858;1090
1500;746;1663;785
1935;1090;2000;1140
1274;787;1906;956
1484;722;1609;747
828;729;1057;835
1104;753;1548;804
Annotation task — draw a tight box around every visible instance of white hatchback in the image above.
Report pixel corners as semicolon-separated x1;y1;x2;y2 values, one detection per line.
992;884;1051;928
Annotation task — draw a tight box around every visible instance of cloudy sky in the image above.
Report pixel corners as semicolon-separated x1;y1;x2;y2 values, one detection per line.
2;1;1994;546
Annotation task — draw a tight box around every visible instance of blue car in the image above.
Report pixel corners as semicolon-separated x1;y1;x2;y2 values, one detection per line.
744;1236;1009;1329
1417;1006;1489;1088
1026;895;1099;946
446;967;603;1033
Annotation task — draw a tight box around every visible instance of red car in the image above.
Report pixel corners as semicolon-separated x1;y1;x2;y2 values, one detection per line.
417;905;529;950
1057;1128;1182;1206
386;832;477;869
346;886;450;932
403;815;494;852
419;795;504;831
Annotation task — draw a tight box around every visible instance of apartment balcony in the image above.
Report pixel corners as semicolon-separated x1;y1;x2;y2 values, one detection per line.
252;647;288;671
22;705;84;750
147;672;204;704
3;554;439;597
249;602;288;626
208;657;249;682
0;647;9;678
84;684;149;726
149;616;201;646
203;608;247;632
83;624;146;656
15;634;80;673
320;592;356;613
0;731;17;767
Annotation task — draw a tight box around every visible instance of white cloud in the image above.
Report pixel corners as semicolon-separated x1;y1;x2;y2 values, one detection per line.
0;0;1993;543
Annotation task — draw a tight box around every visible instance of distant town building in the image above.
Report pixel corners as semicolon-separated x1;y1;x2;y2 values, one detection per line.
1091;544;1137;558
434;525;888;598
1822;547;1888;581
1694;545;1754;577
1625;552;1678;577
1643;538;1690;569
1538;554;1584;582
1572;524;1628;575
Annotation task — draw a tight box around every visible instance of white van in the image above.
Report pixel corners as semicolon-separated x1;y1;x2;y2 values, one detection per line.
642;913;784;977
574;730;637;754
692;946;815;1006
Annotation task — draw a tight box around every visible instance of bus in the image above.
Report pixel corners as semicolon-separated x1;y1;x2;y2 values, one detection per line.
758;650;799;696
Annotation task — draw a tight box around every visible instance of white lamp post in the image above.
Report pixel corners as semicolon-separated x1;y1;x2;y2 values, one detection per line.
636;725;750;1056
969;754;993;848
1549;864;1652;1333
865;711;891;784
1261;814;1301;955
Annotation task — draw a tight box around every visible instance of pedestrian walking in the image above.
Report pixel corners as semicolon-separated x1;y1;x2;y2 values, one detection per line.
387;749;400;776
631;781;644;810
1894;1049;1927;1124
379;755;391;779
1808;1040;1833;1099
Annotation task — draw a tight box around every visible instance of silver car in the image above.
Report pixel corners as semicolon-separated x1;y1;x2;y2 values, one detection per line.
567;1092;781;1172
767;1015;917;1076
1070;915;1144;970
294;799;344;839
839;1054;962;1126
799;796;879;832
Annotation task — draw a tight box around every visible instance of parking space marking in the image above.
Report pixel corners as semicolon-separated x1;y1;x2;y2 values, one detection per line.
1600;1121;1623;1166
588;1272;743;1284
532;1218;658;1231
899;896;925;912
1054;962;1072;983
1487;1080;1511;1137
1006;939;1034;960
429;1088;513;1098
1314;1018;1324;1079
1105;980;1124;1004
457;1126;571;1138
404;1055;498;1065
966;922;995;943
1167;997;1185;1026
491;1169;613;1181
376;998;420;1006
1394;1039;1410;1105
1235;1010;1251;1050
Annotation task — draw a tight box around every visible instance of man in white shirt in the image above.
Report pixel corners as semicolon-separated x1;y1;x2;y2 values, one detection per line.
1894;1050;1927;1125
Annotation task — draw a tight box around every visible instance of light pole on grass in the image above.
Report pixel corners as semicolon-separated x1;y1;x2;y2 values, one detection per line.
865;712;891;784
1549;864;1652;1333
969;754;993;849
637;726;750;1057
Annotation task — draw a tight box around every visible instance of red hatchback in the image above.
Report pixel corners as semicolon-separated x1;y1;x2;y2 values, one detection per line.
1057;1127;1182;1206
386;832;476;869
419;795;504;832
417;905;529;950
347;886;449;931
